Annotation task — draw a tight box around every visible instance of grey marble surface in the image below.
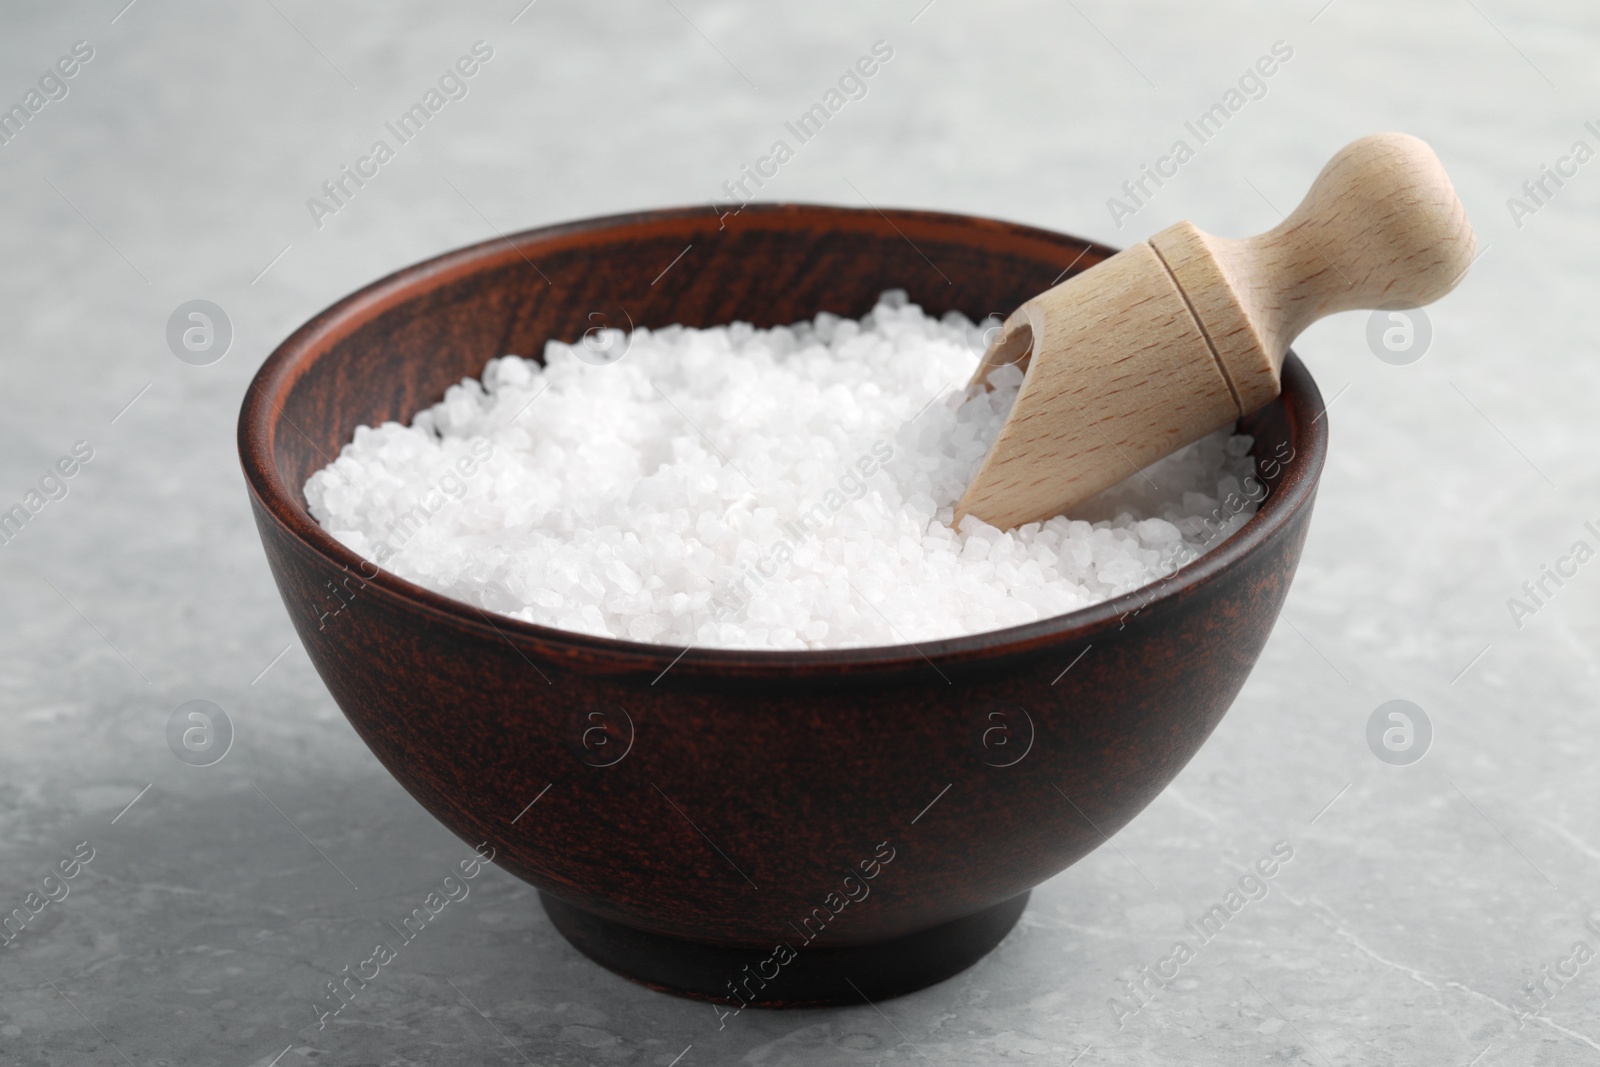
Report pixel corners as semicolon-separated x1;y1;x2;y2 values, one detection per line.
2;1;1598;1063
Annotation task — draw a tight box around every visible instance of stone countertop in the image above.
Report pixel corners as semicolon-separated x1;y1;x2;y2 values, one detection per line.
1;1;1597;1063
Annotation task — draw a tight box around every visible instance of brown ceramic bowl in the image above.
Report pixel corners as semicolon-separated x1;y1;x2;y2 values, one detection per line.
238;204;1326;1009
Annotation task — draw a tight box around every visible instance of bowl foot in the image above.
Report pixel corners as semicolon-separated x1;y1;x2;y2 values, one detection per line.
540;891;1029;1008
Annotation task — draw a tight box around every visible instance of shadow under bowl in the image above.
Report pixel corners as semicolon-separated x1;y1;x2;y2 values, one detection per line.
238;204;1326;1008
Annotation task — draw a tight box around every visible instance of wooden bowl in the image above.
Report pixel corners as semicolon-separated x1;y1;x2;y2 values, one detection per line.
238;204;1326;1008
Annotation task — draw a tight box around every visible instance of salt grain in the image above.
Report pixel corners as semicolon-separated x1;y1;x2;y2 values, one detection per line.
305;292;1263;650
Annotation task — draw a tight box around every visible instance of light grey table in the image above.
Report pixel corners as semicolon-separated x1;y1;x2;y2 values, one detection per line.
2;1;1597;1063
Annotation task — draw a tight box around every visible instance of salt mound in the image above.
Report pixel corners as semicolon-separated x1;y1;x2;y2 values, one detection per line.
305;292;1263;650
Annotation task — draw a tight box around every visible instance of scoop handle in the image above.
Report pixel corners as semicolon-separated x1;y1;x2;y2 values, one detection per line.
1238;135;1471;345
1150;132;1475;410
1268;132;1473;322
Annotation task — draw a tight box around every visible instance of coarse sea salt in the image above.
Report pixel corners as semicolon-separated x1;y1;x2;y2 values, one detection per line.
305;292;1263;650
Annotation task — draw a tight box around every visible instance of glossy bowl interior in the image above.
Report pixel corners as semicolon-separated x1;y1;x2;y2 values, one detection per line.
238;204;1326;1007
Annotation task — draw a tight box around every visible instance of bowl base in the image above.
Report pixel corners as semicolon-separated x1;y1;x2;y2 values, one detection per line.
540;891;1029;1008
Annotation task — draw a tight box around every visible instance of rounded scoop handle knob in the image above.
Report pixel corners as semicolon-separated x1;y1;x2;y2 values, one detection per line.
1153;132;1476;404
1266;131;1475;315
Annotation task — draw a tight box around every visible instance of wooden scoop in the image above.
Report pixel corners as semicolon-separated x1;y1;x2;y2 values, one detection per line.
956;132;1475;530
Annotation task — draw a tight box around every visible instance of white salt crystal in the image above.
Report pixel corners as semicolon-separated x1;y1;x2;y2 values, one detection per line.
304;293;1262;650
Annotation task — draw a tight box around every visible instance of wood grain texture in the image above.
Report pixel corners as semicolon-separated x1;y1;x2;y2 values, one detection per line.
237;204;1328;1007
957;243;1240;532
960;132;1473;531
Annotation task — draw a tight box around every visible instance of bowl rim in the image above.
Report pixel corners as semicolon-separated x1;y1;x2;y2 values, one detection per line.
238;202;1327;677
